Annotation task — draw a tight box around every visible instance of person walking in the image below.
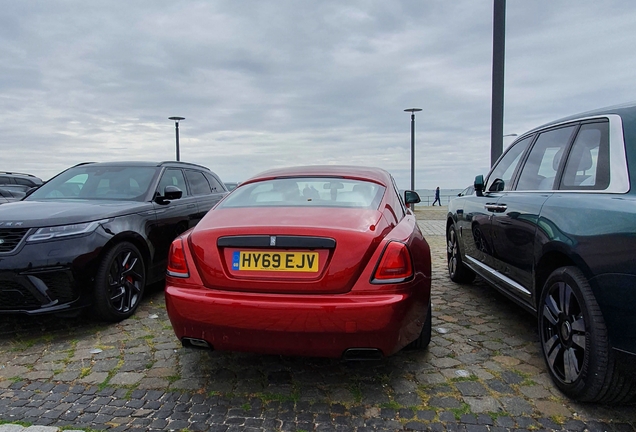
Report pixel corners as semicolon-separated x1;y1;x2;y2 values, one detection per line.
432;186;441;206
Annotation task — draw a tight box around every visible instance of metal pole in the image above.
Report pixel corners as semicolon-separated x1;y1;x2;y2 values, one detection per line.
169;117;185;162
175;121;180;161
410;114;415;191
404;108;422;191
491;0;506;167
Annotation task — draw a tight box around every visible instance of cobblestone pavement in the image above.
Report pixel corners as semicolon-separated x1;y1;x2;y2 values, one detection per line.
0;207;634;431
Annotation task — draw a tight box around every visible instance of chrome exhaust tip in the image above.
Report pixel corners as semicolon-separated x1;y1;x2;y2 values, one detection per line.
181;337;212;350
342;348;383;361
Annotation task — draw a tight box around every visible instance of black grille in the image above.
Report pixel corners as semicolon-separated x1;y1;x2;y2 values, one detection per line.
0;281;40;309
0;228;29;253
0;272;78;311
38;273;78;304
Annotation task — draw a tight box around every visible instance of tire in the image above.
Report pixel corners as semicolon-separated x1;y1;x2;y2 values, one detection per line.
539;266;636;403
406;301;432;350
447;224;475;284
93;241;146;322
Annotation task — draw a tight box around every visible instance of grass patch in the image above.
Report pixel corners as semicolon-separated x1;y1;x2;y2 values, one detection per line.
380;400;401;410
449;402;471;420
348;383;363;403
167;374;181;384
550;415;566;425
0;421;31;427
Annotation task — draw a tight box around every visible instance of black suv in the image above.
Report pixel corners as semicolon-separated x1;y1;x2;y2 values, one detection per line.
0;171;44;194
0;161;227;321
447;103;636;403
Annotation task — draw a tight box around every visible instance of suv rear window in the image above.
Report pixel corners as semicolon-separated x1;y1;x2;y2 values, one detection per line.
560;121;610;190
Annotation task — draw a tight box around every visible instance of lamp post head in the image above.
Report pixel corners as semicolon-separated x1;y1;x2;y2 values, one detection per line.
169;116;185;123
404;108;422;114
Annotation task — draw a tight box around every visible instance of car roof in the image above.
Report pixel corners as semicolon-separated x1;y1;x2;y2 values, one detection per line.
526;101;636;135
0;171;43;184
245;165;393;186
71;161;212;171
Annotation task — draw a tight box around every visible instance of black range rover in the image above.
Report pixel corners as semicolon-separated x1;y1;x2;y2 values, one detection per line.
0;161;227;321
447;103;636;403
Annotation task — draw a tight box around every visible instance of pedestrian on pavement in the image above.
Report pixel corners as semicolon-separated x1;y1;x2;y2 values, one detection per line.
432;186;441;206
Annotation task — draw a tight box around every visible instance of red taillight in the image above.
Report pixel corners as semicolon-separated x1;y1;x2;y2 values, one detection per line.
372;241;413;282
167;238;189;278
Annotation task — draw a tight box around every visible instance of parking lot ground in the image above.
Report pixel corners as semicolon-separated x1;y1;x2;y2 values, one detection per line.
0;205;634;431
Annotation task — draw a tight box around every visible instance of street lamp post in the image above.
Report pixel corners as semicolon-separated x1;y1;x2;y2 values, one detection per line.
169;117;185;161
404;108;422;191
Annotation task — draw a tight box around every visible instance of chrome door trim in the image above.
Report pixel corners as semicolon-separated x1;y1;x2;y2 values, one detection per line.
465;255;532;296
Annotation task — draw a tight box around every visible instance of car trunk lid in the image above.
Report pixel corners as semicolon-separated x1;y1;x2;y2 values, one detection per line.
188;207;389;294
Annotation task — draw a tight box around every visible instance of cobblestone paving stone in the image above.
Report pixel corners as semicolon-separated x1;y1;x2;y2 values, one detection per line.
0;206;634;431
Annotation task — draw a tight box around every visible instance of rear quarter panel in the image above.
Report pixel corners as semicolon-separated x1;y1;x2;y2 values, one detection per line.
537;193;636;354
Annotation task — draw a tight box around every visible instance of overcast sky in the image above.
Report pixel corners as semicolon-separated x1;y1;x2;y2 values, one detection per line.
2;1;635;190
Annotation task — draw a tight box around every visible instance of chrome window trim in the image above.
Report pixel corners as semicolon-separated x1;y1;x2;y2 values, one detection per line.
506;114;629;194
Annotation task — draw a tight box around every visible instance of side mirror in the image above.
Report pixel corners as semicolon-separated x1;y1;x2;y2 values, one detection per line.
474;175;485;197
156;185;183;204
164;185;183;200
404;190;421;205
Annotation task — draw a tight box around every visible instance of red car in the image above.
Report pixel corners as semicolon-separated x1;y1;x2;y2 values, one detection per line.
164;166;432;359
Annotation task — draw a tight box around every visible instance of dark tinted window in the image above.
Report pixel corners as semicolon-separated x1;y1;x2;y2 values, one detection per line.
158;169;189;197
0;176;11;184
14;178;36;186
487;136;533;192
204;173;224;192
516;126;576;191
560;121;610;190
186;170;213;195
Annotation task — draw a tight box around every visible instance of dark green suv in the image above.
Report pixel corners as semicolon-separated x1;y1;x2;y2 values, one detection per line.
447;103;636;403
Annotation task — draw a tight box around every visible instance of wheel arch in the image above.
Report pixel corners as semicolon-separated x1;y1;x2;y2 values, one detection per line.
534;245;594;310
99;231;152;275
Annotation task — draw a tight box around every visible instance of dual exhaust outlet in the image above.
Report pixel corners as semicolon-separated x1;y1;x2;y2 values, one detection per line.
181;337;383;361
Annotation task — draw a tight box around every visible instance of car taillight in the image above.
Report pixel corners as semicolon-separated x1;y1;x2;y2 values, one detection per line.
167;238;189;278
372;241;413;283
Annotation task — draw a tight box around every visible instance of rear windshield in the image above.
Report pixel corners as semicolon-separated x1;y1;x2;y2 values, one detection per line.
220;177;385;209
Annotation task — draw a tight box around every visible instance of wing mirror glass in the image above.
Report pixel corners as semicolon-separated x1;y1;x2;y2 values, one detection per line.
156;185;183;203
404;190;421;206
474;175;485;197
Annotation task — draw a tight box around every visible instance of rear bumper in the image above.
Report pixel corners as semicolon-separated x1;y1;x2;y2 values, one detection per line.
165;279;430;358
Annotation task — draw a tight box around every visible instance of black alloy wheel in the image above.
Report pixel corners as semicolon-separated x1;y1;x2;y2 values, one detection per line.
447;224;475;284
539;266;635;403
93;241;146;322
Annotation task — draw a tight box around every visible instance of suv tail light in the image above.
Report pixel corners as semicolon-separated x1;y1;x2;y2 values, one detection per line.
372;241;413;283
167;238;189;278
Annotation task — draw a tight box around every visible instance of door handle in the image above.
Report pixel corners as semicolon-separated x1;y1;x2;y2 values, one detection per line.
187;204;196;209
485;204;507;213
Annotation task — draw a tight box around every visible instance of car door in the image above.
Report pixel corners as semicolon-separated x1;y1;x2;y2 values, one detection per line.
148;168;200;278
184;170;226;221
456;136;532;272
489;125;577;303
